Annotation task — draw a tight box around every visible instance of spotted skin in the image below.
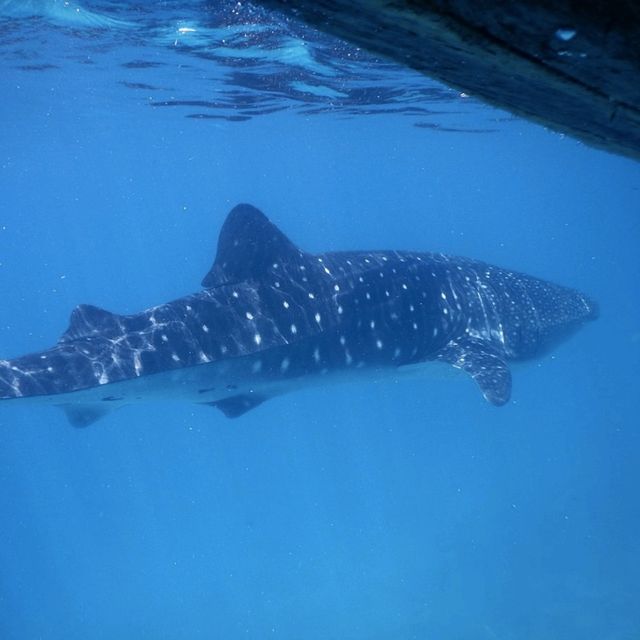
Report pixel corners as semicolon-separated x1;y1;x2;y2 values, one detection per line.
0;204;597;426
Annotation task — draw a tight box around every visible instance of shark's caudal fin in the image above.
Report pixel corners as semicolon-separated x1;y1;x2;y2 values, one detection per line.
201;203;303;288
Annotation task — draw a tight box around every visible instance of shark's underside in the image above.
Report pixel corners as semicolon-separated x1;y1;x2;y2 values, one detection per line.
0;204;597;426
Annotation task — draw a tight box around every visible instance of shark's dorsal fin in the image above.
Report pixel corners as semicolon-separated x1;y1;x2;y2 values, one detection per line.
60;304;121;343
202;204;302;288
437;337;512;406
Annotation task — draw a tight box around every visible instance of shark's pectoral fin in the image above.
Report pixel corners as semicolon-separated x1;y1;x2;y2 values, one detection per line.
208;394;267;418
58;403;113;428
436;338;512;406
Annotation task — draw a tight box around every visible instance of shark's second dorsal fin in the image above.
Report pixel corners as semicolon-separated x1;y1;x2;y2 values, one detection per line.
202;204;302;288
60;304;121;343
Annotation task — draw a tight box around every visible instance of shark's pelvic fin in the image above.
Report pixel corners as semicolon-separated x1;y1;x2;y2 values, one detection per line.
437;337;512;406
58;403;113;428
202;203;302;288
209;394;267;418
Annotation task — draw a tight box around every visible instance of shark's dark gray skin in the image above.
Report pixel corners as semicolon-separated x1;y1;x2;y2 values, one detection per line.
0;204;598;427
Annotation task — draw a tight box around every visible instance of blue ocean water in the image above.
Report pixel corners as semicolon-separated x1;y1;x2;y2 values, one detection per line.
1;2;639;639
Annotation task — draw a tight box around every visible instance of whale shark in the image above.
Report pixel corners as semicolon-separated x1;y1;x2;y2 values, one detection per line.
0;204;597;427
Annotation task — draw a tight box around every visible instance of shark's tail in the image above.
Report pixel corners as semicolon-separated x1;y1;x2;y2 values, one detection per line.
0;361;20;400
